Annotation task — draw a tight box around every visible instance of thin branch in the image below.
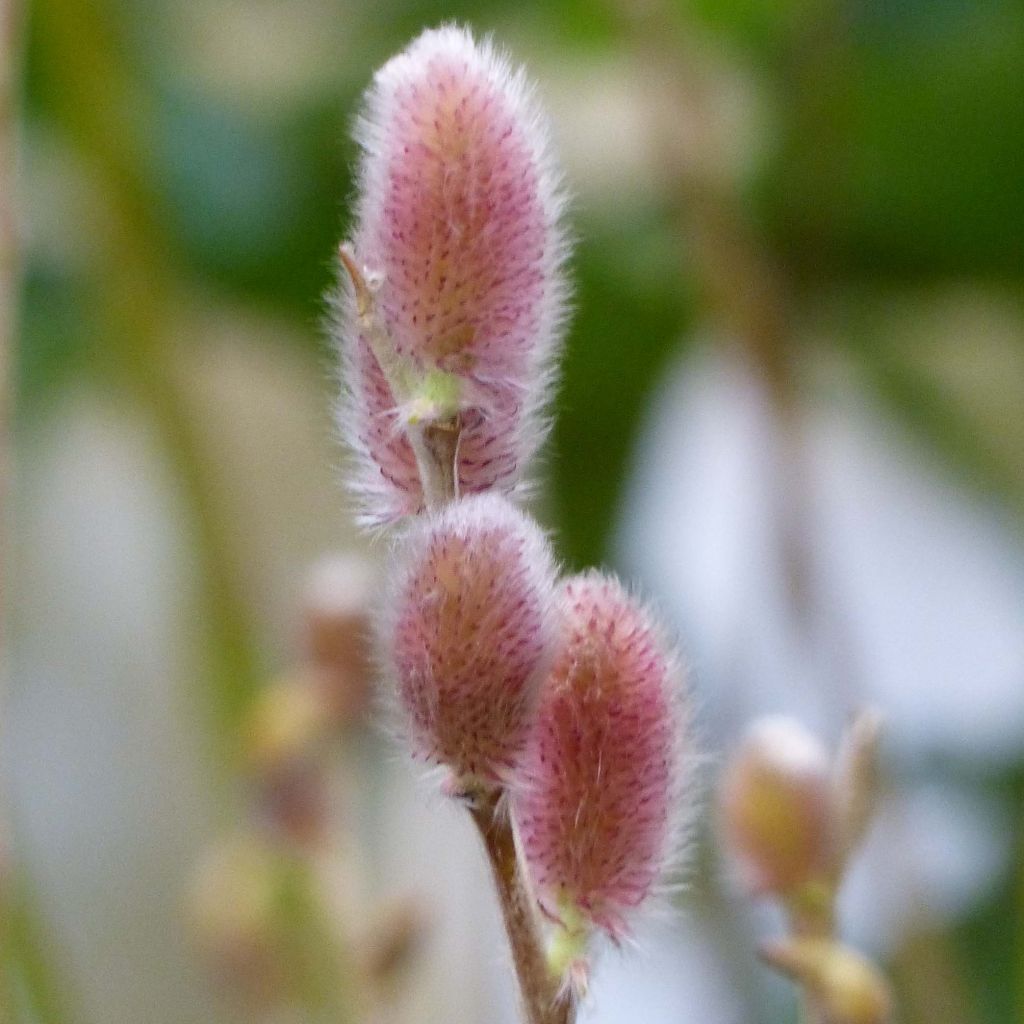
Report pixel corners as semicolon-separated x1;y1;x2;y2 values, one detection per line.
469;793;574;1024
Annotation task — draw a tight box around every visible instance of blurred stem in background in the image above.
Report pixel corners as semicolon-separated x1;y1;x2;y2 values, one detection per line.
1;0;17;708
611;2;985;1023
2;869;74;1024
0;0;15;604
3;2;73;1019
30;0;263;751
1;0;16;680
1020;829;1024;1024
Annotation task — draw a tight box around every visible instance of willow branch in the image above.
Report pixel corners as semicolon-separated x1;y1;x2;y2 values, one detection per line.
403;408;564;1023
469;794;573;1024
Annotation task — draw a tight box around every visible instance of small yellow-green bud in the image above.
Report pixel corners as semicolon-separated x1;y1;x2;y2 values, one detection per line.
404;369;462;426
243;675;328;770
760;938;892;1024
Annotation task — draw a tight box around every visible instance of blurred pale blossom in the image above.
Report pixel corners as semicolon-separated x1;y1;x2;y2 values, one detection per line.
10;394;218;1024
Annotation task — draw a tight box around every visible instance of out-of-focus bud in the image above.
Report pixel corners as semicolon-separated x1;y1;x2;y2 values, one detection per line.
719;715;837;899
833;708;884;866
245;674;328;770
515;572;692;954
242;677;332;847
256;754;330;851
303;552;376;728
190;834;359;1014
334;25;570;524
188;835;286;1003
760;938;893;1024
359;898;429;994
383;493;557;793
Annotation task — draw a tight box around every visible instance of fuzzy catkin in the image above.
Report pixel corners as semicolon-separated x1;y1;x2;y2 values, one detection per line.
382;493;558;790
335;25;569;525
514;572;691;940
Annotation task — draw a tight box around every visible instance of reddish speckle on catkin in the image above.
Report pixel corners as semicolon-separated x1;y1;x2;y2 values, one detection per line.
514;572;692;943
382;493;558;791
334;25;569;525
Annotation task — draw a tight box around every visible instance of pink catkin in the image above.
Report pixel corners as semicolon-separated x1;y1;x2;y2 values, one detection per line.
515;573;691;940
383;493;558;789
335;25;569;525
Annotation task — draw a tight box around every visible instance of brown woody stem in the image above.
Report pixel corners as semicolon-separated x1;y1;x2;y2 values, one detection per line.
417;418;461;507
469;793;574;1024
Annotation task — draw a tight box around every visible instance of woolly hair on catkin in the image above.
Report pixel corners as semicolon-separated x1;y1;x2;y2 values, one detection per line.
513;572;694;943
333;25;570;525
381;493;559;792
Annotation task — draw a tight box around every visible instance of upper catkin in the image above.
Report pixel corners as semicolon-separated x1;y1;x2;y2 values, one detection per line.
334;25;569;525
